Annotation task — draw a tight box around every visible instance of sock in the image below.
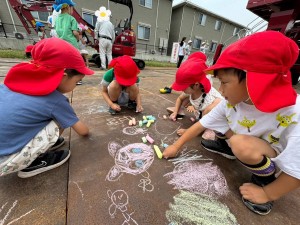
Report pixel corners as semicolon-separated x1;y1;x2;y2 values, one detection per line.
241;156;276;185
214;131;226;139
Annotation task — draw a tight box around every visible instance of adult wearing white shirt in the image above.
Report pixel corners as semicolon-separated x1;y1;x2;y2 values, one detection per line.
177;37;186;68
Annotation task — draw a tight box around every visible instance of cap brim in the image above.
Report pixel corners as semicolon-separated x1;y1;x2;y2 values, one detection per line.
204;63;233;75
171;82;190;91
115;75;137;86
247;71;297;112
75;66;94;76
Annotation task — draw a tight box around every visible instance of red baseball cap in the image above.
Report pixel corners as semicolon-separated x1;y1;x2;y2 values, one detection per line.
172;52;211;93
205;31;299;112
109;55;140;86
5;38;94;95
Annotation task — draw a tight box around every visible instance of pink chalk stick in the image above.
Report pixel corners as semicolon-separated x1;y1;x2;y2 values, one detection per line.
132;118;136;125
129;120;133;126
146;134;154;144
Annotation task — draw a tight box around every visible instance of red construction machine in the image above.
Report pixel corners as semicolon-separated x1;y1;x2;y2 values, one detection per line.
8;0;145;69
246;0;300;85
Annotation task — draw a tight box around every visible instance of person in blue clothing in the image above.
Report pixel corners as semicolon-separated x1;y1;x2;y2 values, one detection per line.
36;21;47;40
0;38;94;178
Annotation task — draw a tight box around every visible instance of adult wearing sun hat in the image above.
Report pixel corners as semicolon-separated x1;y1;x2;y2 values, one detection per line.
101;55;143;114
0;38;94;178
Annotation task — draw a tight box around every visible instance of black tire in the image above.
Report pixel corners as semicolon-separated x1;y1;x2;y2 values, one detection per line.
91;53;99;59
94;55;101;67
136;60;145;70
15;32;24;40
291;69;300;85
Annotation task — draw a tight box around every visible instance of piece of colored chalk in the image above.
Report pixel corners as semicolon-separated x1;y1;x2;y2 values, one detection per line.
129;120;133;126
139;120;143;127
148;119;155;123
132;118;136;125
163;143;169;148
153;145;163;159
143;120;148;124
142;137;147;143
143;116;147;120
145;134;154;144
163;115;167;120
146;121;151;127
190;117;195;122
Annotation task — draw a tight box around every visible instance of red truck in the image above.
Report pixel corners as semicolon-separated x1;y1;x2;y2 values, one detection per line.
247;0;300;85
8;0;145;69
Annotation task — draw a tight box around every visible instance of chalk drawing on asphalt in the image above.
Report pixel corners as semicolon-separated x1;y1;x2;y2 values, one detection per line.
0;201;35;225
122;127;148;136
106;142;154;182
166;191;238;225
106;116;133;126
107;189;138;225
138;171;154;193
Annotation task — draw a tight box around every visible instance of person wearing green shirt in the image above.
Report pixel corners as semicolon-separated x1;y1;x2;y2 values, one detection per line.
54;0;79;49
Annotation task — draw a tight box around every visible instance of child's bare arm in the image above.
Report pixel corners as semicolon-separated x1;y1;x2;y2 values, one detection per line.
170;94;187;121
72;120;89;136
135;91;143;112
163;121;205;158
240;172;300;204
73;30;80;41
101;86;121;111
203;97;222;116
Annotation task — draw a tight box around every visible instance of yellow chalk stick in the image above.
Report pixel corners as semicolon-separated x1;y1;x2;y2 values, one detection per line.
153;145;163;159
148;119;155;123
143;116;147;120
146;121;152;127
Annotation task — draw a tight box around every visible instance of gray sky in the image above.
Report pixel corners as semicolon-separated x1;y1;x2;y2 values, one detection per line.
173;0;267;31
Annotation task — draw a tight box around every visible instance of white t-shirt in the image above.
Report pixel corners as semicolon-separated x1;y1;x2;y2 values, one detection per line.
200;96;300;179
187;87;223;118
178;43;186;56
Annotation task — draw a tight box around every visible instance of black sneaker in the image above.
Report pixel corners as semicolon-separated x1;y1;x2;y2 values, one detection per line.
242;197;273;216
17;150;71;178
49;137;65;151
127;100;137;109
109;107;116;115
201;138;236;159
242;173;276;215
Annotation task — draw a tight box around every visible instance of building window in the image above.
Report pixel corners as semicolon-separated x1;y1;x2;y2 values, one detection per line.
233;27;240;36
139;0;152;9
192;38;201;49
30;11;50;22
210;41;218;53
138;24;150;40
215;20;222;31
82;11;97;27
198;13;206;26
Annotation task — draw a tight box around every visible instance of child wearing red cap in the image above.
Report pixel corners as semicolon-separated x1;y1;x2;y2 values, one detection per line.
0;38;94;178
163;31;300;215
101;55;143;114
54;0;80;49
167;52;223;137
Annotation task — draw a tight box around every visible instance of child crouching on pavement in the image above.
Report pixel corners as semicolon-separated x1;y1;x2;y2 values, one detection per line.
167;52;223;137
0;38;94;178
163;31;300;215
101;55;143;114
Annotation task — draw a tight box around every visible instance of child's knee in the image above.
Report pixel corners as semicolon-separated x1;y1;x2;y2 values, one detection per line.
229;135;252;157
